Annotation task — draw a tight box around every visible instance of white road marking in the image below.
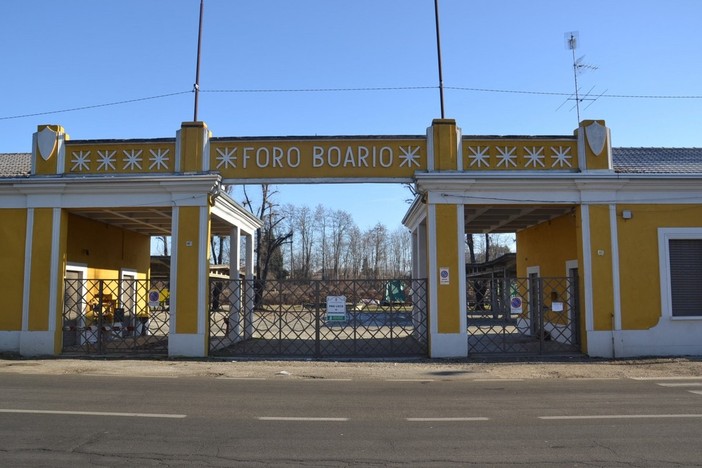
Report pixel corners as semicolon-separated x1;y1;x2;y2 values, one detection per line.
386;379;434;382
87;374;179;379
689;391;702;396
406;417;489;422
565;378;621;381
0;409;186;419
473;378;524;382
630;376;702;381
540;414;702;420
657;383;702;387
216;377;266;380
258;417;348;421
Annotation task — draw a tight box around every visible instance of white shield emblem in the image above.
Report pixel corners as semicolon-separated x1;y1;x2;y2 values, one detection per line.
585;121;607;156
37;127;58;161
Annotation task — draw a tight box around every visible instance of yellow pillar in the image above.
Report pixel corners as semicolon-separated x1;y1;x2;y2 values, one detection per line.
21;208;67;355
426;119;467;357
177;121;211;172
32;125;68;175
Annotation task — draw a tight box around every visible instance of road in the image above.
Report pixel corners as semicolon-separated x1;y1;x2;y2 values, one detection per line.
1;372;701;467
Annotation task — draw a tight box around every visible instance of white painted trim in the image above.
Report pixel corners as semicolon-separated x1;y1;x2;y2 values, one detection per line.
202;127;211;172
456;204;467;336
658;228;702;319
22;208;34;332
429;332;468;357
609;205;622;330
456;127;463;171
426;126;434;172
174;129;182;173
47;208;61;333
169;206;179;333
168;332;206;357
198;206;209;335
580;205;594;332
0;331;21;352
57;132;66;175
19;331;55;356
427;204;438;339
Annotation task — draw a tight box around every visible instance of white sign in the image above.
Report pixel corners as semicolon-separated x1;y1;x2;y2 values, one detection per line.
148;290;160;308
439;267;450;285
510;296;523;315
551;301;564;312
326;295;347;321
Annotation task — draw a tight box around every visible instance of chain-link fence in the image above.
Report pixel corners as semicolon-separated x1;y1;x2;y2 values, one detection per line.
209;278;428;358
467;276;580;354
62;279;170;354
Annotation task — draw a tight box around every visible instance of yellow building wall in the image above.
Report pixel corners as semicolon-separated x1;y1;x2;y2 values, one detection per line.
516;209;579;278
28;209;55;330
175;206;208;334
66;213;150;279
617;204;702;330
0;209;27;330
588;205;615;331
435;204;461;333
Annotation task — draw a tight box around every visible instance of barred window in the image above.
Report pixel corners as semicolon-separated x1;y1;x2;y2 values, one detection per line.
668;239;702;317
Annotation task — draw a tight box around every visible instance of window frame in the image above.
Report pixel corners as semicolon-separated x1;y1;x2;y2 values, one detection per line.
658;228;702;320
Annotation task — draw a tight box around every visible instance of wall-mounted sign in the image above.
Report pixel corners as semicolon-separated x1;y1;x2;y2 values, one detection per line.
439;267;450;285
510;296;523;315
211;138;426;181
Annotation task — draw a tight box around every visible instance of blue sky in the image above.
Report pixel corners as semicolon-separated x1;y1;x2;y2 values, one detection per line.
2;0;701;229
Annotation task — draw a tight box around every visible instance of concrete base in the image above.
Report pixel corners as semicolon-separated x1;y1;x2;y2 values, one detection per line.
0;331;21;353
588;319;702;358
430;332;468;358
169;332;207;357
19;331;56;356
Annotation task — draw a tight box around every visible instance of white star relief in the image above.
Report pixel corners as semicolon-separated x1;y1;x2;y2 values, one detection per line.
96;150;116;171
216;147;238;169
550;146;573;168
398;146;421;168
467;146;490;168
149;149;170;170
71;151;91;171
524;147;545;168
123;149;143;171
496;147;517;168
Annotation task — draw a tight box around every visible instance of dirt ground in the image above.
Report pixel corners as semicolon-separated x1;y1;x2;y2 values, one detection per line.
1;355;701;380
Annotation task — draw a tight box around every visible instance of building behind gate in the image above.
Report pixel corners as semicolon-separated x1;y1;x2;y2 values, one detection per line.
1;118;702;358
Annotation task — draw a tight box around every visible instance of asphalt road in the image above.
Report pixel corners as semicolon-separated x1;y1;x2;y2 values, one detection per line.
1;372;702;467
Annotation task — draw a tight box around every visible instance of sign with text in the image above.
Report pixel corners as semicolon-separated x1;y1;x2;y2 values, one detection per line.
210;138;426;180
325;295;347;322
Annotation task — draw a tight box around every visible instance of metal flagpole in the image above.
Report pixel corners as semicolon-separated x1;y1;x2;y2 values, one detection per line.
433;0;446;118
193;0;205;121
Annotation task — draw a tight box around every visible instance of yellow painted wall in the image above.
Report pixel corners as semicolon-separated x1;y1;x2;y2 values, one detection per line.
463;139;578;171
66;213;150;278
433;119;458;171
587;205;615;331
175;206;207;334
435;204;460;333
27;209;55;330
617;204;702;330
516;209;578;278
0;209;27;330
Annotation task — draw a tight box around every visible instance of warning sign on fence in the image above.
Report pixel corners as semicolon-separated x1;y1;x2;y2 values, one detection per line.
326;296;347;322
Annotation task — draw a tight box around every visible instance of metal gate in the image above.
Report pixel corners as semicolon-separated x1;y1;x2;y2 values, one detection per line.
62;279;170;354
209;278;428;358
467;276;580;354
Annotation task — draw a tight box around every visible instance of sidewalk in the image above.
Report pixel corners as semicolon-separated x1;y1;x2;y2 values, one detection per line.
1;355;701;381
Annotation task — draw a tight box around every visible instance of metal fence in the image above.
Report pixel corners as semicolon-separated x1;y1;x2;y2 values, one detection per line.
209;278;428;358
467;276;580;354
62;279;170;355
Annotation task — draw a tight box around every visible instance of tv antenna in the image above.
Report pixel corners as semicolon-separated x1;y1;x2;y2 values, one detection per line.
561;32;604;123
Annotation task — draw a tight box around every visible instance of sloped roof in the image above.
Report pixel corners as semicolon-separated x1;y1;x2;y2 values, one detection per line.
613;147;702;174
0;153;31;177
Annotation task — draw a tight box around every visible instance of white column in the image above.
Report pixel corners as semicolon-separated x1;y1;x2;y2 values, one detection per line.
244;233;255;338
229;226;241;340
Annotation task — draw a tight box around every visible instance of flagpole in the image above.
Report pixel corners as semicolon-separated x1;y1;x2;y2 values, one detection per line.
433;0;446;119
193;0;204;121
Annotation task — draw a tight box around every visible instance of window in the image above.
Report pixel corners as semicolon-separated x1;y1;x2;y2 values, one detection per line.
659;229;702;318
